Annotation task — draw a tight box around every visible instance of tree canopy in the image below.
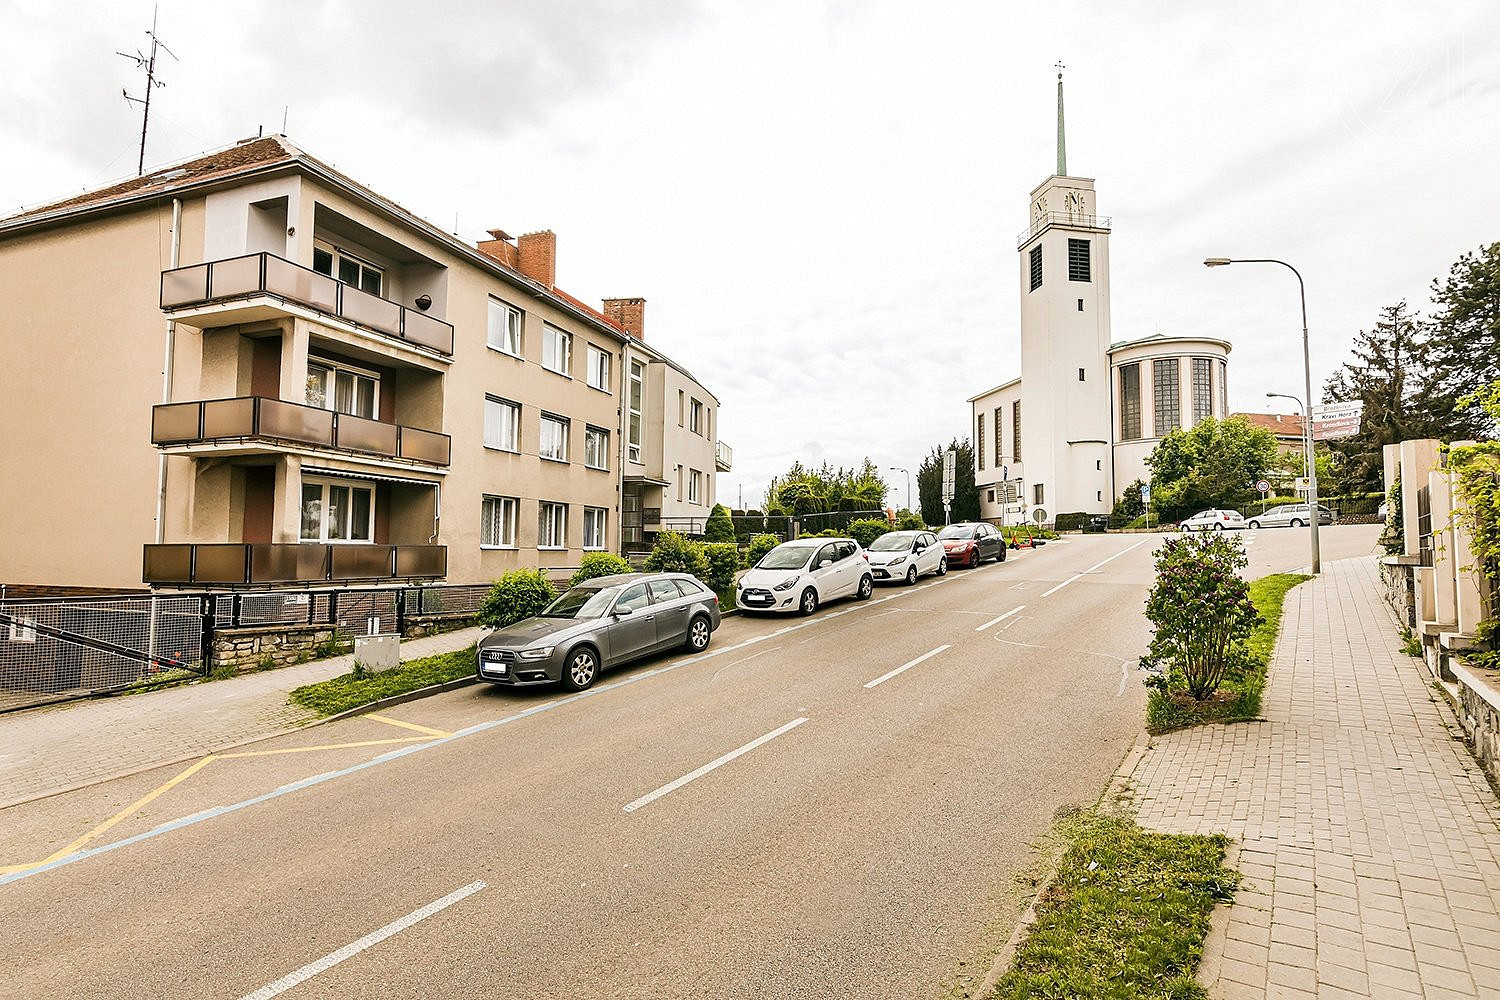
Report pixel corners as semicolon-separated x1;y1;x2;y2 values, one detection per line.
1426;241;1500;438
916;438;978;525
762;458;887;523
1147;416;1279;517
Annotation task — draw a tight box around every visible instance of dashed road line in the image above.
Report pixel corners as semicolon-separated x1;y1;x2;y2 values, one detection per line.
974;607;1025;632
863;645;951;689
1040;540;1148;598
622;717;809;814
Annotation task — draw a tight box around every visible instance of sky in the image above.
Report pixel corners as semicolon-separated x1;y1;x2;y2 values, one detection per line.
4;1;1498;510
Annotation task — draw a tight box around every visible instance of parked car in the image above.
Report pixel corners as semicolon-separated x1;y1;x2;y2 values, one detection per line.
476;572;721;691
865;530;947;584
1179;509;1246;532
1245;503;1333;530
1084;514;1110;533
737;537;874;614
937;522;1007;566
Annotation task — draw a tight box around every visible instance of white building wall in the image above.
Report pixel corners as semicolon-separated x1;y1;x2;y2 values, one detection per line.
971;380;1023;524
1108;336;1232;498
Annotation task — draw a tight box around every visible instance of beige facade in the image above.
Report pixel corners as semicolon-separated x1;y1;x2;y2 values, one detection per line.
1108;333;1232;491
0;136;727;592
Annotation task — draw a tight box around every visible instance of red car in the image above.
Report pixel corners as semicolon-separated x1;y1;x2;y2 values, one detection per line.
938;522;1007;567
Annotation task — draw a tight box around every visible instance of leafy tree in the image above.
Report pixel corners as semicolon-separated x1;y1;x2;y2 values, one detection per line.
704;503;735;542
1147;417;1278;518
763;457;887;530
916;438;978;525
895;510;926;531
1426;242;1500;437
747;534;780;567
846;517;891;548
1113;479;1146;520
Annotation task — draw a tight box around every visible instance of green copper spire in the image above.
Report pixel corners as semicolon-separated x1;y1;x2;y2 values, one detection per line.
1055;61;1067;175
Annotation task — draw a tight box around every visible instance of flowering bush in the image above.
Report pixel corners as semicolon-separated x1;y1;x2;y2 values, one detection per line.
1142;533;1261;700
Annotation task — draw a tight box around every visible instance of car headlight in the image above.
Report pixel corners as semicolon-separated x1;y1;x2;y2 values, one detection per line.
772;576;800;592
517;646;554;660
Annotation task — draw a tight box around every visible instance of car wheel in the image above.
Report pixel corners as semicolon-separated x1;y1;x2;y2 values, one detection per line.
905;565;918;586
561;648;599;692
685;614;712;653
936;557;947;576
1290;518;1303;528
1247;520;1260;530
799;588;819;615
857;575;874;600
997;545;1007;563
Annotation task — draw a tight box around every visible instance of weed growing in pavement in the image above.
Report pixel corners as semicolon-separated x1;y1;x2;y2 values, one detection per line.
1399;626;1422;658
313;629;350;660
255;653;278;672
208;663;237;681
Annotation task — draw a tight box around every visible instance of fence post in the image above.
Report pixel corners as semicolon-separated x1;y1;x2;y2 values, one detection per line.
231;592;243;629
328;591;339;632
199;595;216;672
395;589;407;636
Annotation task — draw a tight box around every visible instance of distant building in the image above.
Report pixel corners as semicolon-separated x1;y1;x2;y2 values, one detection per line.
1234;412;1307;456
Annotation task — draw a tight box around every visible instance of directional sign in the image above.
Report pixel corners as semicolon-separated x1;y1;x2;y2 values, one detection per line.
1313;400;1363;441
942;450;956;503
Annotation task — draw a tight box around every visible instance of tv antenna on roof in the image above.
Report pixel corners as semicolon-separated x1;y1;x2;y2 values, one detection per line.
118;4;178;176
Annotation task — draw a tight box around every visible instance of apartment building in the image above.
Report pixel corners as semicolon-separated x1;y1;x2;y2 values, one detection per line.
0;135;728;592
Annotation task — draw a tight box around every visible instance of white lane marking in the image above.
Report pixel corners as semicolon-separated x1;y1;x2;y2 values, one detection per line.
238;880;486;1000
710;645;780;682
863;644;951;689
974;606;1025;632
622;717;808;813
1040;540;1148;598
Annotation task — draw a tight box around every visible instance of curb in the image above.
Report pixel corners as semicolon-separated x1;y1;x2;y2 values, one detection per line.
323;675;481;725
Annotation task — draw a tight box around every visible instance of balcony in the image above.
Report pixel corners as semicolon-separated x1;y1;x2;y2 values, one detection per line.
715;440;733;472
143;543;447;586
152;397;451;467
1015;211;1112;248
160;252;454;357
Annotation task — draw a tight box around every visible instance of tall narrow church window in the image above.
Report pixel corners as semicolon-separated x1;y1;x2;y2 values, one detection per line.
1012;400;1022;459
977;419;986;471
1218;360;1228;417
994;408;1002;466
1154;359;1181;435
1120;363;1141;440
1068;239;1091;282
1029;246;1043;291
1192;358;1213;422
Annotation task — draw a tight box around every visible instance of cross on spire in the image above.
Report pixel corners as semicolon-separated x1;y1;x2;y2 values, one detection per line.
1055;62;1067;176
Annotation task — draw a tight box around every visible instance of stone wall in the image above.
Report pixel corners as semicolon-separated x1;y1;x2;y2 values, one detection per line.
1454;659;1500;791
211;623;349;674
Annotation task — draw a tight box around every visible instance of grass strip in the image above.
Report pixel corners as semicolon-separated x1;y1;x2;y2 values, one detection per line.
289;646;477;717
990;812;1238;1000
1146;572;1311;734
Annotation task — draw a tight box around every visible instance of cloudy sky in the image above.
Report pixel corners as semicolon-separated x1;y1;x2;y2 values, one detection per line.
4;1;1498;508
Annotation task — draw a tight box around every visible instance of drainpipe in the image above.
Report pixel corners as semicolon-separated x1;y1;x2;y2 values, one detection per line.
153;197;182;545
429;482;441;544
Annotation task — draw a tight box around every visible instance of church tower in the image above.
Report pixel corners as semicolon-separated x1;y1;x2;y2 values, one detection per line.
1015;67;1114;519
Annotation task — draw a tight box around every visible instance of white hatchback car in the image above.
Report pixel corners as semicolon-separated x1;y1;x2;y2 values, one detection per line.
1179;509;1246;532
865;530;947;585
737;537;874;614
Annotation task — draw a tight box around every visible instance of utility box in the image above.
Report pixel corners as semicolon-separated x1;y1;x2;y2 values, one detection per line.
353;633;400;674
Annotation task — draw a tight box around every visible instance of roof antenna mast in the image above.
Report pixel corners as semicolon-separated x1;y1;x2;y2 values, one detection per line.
119;4;177;176
1055;60;1067;176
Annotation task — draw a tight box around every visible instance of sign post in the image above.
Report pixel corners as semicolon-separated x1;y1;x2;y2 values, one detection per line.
1141;482;1151;530
1256;478;1270;513
941;450;956;525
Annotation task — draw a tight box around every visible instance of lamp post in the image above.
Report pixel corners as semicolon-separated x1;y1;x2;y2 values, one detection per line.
1205;257;1320;574
889;466;911;515
1265;391;1311;489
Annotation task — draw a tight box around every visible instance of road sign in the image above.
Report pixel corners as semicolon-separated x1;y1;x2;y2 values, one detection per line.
1256;479;1270;494
1001;464;1009;482
1294;476;1312;491
942;450;956;503
1313;400;1362;441
1140;483;1151;505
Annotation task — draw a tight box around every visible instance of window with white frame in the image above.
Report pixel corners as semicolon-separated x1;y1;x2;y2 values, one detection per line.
480;496;518;548
487;298;522;356
540;414;569;462
306;358;378;418
300;478;374;542
583;507;607;550
313;240;383;296
628;361;644;464
689;398;703;434
542;325;571;375
483;396;520;452
586;345;610;391
538;502;567;549
584;426;609;470
688;469;702;504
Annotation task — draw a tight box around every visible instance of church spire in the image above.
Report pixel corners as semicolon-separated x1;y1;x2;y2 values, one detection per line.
1055;61;1067;176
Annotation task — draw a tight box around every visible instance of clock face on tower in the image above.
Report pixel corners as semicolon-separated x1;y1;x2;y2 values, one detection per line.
1033;197;1048;224
1066;191;1085;216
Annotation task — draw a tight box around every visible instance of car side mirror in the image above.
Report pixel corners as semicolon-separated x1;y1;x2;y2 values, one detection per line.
818;559;833;569
615;605;633;617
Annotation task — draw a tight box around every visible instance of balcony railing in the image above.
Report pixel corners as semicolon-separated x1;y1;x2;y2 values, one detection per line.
143;543;447;586
1015;211;1112;247
715;440;733;472
151;397;451;466
160;252;454;356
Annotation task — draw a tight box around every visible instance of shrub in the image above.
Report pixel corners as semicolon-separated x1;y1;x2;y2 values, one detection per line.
735;510;763;543
477;568;557;628
1054;511;1088;532
895;510;926;531
847;517;891;548
701;542;739;591
1113;480;1146;519
569;552;633;587
747;534;779;567
643;530;710;579
1142;533;1261;700
704;503;736;543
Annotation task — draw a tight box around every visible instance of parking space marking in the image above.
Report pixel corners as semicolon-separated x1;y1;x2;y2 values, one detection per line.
365;714;452;738
1040;540;1148;597
238;879;487;1000
863;644;951;689
975;607;1025;632
622;717;809;814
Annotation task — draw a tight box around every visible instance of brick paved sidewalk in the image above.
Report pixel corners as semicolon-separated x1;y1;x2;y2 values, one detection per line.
0;626;484;809
1127;556;1500;999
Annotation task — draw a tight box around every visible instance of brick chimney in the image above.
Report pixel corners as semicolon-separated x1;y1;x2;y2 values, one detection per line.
475;228;519;269
602;297;646;340
516;230;557;288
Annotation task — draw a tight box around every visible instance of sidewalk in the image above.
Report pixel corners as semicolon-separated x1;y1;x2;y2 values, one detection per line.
1127;556;1500;998
0;626;484;809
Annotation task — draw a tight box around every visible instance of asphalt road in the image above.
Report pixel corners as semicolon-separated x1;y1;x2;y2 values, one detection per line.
0;525;1381;999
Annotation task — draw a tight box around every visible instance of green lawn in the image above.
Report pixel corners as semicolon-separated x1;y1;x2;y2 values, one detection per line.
1146;572;1311;734
990;813;1238;1000
289;646;477;717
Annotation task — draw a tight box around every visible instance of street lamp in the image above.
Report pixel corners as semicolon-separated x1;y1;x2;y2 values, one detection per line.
1265;391;1311;488
888;466;911;514
1205;257;1320;573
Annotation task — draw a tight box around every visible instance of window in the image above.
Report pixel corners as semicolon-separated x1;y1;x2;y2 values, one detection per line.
676;464;683;496
1218;360;1228;418
542;325;571;375
1077;298;1084;311
306;359;378;418
994;408;1002;466
649;579;680;603
977;418;985;471
487;298;522;355
540;415;569;462
1012;400;1022;460
1119;363;1142;440
312;240;382;295
1033;484;1045;506
987;489;995;503
688;469;702;504
300;479;373;542
628;361;644;464
1068;238;1091;281
483;396;520;452
1154;358;1181;435
583;507;608;550
1028;245;1043;291
481;496;518;548
678;390;685;426
538;502;567;549
616;582;650;612
584;426;609;470
587;345;611;391
1192;358;1213;423
1078;367;1086;382
1096;460;1102;471
7;616;36;643
689;398;703;434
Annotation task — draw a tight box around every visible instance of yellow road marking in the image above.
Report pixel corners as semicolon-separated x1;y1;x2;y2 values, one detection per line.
220;736;432;759
363;713;452;738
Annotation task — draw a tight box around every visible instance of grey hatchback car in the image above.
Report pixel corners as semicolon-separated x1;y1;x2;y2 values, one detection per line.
476;572;721;691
